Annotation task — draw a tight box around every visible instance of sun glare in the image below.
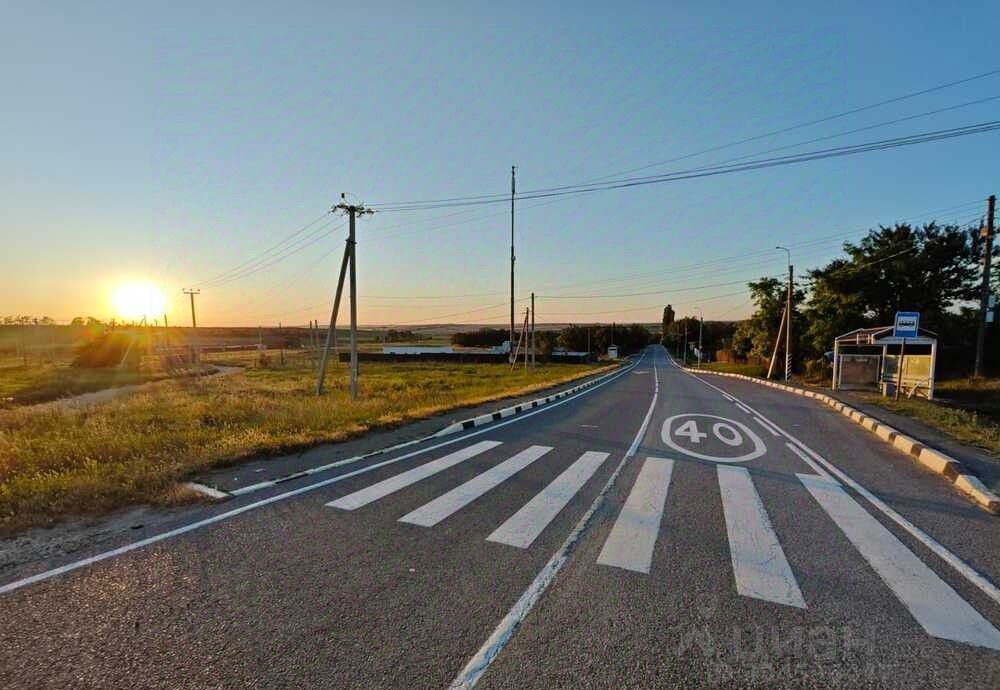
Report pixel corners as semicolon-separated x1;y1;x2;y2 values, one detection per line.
112;282;167;321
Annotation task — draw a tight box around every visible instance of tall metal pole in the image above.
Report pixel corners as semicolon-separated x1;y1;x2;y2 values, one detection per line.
530;291;535;369
696;307;703;367
510;165;516;364
974;194;995;377
777;246;792;381
683;322;688;366
348;207;359;399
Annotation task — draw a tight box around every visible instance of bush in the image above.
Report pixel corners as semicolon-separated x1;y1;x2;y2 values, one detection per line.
72;332;144;369
803;357;831;383
452;328;509;348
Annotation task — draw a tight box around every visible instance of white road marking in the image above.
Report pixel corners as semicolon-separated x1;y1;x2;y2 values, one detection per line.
487;451;610;548
785;442;837;482
800;473;1000;650
752;415;781;437
675;357;1000;609
718;465;805;608
784;442;834;481
734;401;752;414
597;456;673;573
661;414;766;464
0;352;646;597
327;441;502;510
449;352;661;689
399;446;552;527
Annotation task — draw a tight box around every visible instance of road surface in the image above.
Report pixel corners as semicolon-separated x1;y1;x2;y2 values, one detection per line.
2;345;999;688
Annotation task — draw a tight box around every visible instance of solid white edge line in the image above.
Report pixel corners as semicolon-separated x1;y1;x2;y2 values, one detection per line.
447;349;661;689
672;356;1000;609
0;352;647;596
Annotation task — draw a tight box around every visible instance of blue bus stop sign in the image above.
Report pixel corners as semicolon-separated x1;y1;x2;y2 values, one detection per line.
894;312;920;338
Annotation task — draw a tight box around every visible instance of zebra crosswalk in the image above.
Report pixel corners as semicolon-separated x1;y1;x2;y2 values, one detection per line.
327;440;1000;651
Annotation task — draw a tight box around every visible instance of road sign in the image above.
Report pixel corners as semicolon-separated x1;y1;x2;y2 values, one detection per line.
893;311;920;338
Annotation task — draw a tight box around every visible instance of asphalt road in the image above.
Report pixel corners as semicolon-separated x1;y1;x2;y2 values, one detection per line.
2;345;999;689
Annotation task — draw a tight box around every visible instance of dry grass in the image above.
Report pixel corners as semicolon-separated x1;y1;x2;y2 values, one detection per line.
0;359;613;532
858;378;1000;458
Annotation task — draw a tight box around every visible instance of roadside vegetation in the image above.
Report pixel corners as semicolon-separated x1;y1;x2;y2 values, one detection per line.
858;378;1000;457
692;361;767;377
0;357;614;533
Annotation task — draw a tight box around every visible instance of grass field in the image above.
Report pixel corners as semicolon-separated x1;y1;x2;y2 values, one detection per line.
0;361;181;407
0;357;613;533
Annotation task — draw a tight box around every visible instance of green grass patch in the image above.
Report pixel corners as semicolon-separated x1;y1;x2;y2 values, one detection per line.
0;360;613;532
694;361;768;377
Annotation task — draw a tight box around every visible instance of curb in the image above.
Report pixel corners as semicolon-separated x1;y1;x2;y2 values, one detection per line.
685;367;1000;515
188;361;633;501
433;363;628;437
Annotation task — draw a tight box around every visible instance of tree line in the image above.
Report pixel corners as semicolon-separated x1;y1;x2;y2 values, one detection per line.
452;324;654;356
665;221;998;376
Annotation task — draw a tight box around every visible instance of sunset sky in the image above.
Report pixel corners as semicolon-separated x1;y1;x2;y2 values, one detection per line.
3;2;998;327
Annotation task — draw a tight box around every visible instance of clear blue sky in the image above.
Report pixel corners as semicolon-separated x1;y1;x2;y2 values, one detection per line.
3;1;998;326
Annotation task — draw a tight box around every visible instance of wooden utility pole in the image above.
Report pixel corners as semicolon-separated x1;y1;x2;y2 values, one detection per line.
767;306;788;380
510;165;516;364
183;289;199;328
316;195;373;397
974;194;995;377
182;288;200;365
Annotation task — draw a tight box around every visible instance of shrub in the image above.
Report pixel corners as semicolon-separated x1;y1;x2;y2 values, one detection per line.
72;332;144;369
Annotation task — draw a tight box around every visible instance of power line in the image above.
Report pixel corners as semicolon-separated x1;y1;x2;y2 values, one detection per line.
368;69;1000;210
575;68;1000;184
197;220;345;289
375;120;1000;211
189;211;332;288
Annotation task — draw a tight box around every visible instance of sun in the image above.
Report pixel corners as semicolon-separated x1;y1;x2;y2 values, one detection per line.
112;282;167;321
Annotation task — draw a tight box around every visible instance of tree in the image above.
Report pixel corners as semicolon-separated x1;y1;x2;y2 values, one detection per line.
451;328;508;347
803;223;979;356
661;305;675;345
732;277;806;362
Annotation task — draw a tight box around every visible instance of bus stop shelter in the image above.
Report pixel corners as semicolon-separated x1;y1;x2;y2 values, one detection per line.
832;325;938;399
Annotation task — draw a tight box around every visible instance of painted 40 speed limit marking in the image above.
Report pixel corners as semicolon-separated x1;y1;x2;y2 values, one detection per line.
661;414;766;463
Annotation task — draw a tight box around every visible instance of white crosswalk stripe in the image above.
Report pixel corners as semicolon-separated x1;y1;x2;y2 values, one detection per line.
327;440;502;510
597;457;674;574
800;473;1000;651
719;465;805;608
487;451;610;549
399;445;553;527
324;439;1000;652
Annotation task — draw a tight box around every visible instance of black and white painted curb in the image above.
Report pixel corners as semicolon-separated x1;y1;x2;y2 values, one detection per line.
433;364;628;436
686;367;1000;515
185;361;631;501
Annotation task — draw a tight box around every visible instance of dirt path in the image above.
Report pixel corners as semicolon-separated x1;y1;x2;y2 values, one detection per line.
36;365;242;410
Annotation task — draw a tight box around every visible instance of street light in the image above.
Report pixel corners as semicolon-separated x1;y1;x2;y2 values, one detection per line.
776;246;792;381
